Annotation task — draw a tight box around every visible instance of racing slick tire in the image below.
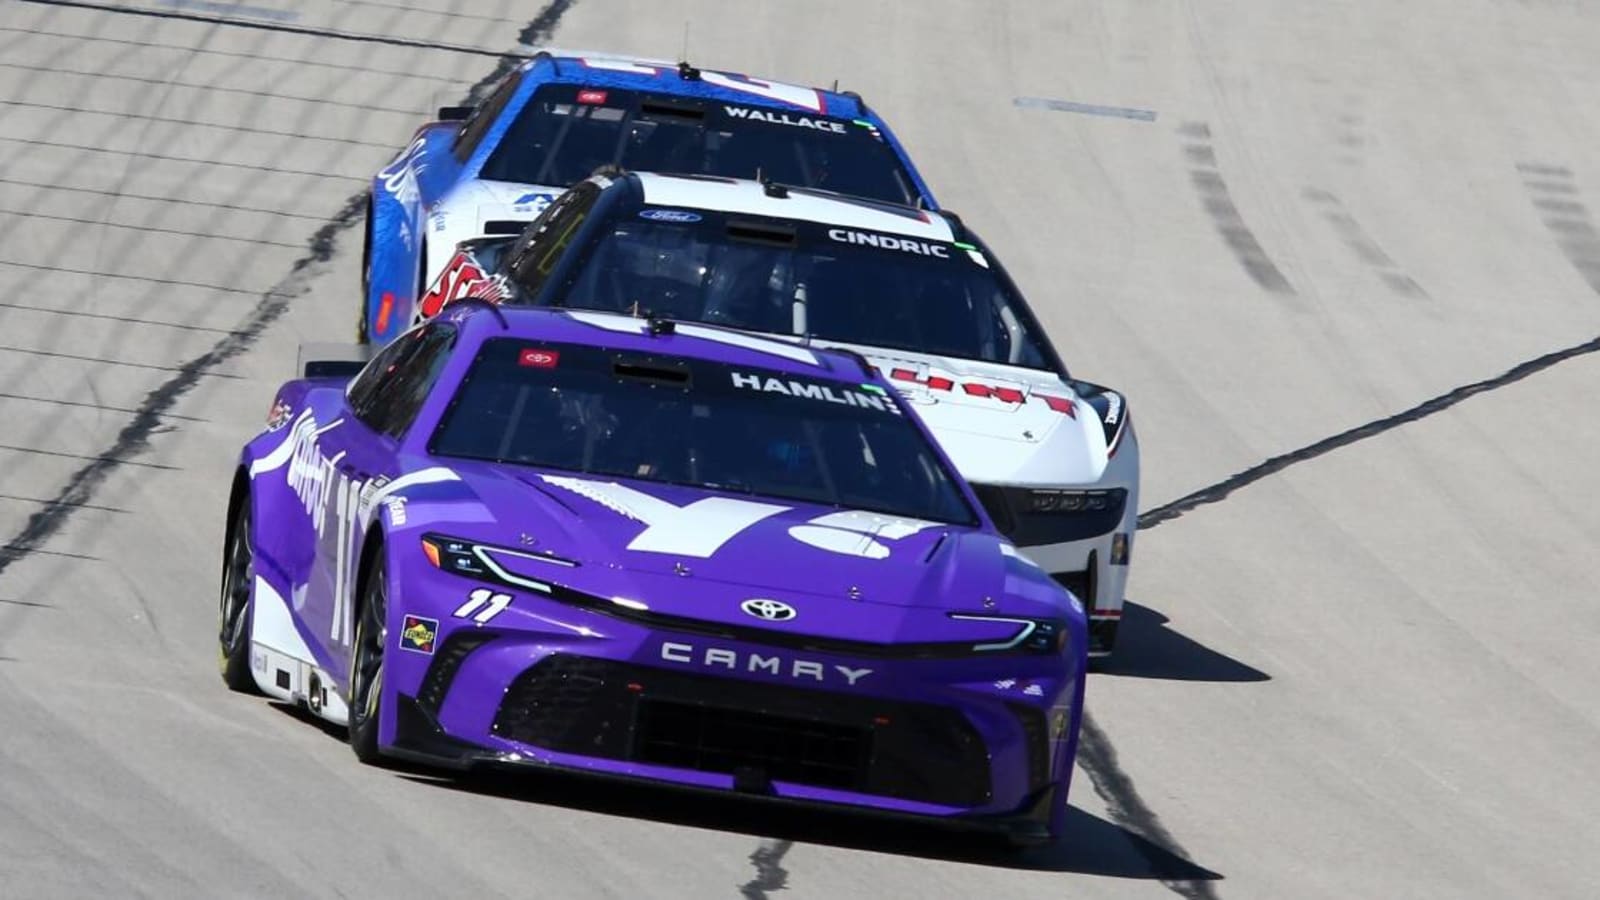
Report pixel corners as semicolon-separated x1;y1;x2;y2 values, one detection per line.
348;543;388;764
218;493;259;694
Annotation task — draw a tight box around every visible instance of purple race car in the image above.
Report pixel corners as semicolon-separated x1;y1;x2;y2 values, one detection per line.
220;302;1087;843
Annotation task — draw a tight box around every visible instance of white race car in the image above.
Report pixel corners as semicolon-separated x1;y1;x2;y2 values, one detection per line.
416;172;1139;656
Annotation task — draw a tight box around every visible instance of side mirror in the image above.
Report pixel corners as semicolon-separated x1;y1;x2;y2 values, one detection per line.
437;105;474;122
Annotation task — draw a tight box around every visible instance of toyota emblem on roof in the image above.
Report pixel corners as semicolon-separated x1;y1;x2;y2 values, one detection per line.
741;598;796;622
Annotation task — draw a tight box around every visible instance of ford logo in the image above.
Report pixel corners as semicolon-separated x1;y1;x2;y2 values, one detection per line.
740;598;796;621
639;208;703;223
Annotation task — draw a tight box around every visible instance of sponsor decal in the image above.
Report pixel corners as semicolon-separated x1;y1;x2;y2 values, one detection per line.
883;367;1077;418
400;615;438;654
384;495;407;526
740;598;796;622
417;250;511;321
540;475;932;560
994;678;1017;690
512;192;555;213
729;372;900;415
377;137;426;205
518;348;560;368
264;398;293;432
1102;391;1123;425
1023;683;1044;697
576;89;609;105
723;105;846;133
638;208;704;223
827;228;951;259
375;291;395;335
660;642;872;685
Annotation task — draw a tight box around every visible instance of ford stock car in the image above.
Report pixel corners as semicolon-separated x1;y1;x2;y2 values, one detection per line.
411;172;1140;657
220;302;1087;845
363;52;937;346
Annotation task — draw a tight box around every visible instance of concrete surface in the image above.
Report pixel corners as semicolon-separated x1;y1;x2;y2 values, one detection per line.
1;1;1596;897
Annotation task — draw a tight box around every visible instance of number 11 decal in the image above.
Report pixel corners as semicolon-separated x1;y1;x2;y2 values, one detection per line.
454;588;512;624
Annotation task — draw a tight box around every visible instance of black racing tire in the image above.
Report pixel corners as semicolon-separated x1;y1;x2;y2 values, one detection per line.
348;545;388;764
218;495;259;694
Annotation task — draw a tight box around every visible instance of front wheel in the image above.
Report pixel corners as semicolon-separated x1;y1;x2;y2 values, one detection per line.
348;548;387;764
218;496;259;693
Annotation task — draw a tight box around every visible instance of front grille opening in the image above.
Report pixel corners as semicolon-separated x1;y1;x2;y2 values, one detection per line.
492;655;991;806
636;700;869;790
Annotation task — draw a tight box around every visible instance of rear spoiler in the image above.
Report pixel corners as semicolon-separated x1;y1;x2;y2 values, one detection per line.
297;343;372;380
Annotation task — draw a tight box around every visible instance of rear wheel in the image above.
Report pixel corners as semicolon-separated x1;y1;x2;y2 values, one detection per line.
348;548;387;764
218;497;259;693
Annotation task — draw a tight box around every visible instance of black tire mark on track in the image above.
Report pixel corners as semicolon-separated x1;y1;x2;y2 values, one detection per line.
0;98;393;149
0;60;425;116
0;135;367;183
1302;188;1426;298
0;259;266;296
0;444;177;471
0;205;302;249
1078;716;1220;900
0;23;462;83
1519;164;1600;294
0;302;244;336
0;8;579;564
0;392;206;423
1181;121;1294;294
0;495;127;514
0;345;245;377
738;838;793;899
1137;332;1600;530
19;0;546;60
0;176;326;221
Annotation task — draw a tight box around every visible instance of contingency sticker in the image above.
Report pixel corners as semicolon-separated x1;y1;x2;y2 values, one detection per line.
400;615;438;654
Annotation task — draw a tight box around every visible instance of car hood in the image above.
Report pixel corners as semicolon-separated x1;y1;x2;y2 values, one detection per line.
401;461;1067;620
812;343;1118;486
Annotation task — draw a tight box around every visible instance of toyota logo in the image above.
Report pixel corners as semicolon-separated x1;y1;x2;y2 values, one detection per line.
741;598;796;621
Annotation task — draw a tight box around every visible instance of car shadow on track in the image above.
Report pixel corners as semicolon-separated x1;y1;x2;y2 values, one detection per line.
1094;599;1270;683
398;766;1221;882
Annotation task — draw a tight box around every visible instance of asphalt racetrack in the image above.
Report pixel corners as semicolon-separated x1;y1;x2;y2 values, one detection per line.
1;1;1597;897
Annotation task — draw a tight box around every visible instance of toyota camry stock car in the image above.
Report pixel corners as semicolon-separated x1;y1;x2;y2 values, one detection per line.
409;172;1140;657
221;301;1088;843
363;51;937;346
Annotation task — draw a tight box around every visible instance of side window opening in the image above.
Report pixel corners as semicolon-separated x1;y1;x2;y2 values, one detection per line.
348;324;458;438
454;70;526;164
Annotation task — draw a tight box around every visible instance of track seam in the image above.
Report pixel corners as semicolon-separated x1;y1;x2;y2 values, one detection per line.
0;0;577;574
17;0;546;60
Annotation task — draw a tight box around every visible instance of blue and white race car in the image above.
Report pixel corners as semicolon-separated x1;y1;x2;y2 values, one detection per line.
363;53;937;344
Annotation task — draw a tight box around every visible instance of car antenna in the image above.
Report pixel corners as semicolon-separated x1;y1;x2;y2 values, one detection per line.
755;167;789;199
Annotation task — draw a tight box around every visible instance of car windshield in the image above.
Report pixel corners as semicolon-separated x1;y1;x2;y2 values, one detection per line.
430;339;977;524
553;208;1053;369
479;84;920;206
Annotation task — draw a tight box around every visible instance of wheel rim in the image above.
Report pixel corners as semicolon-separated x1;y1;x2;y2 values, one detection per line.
219;510;252;657
350;566;386;728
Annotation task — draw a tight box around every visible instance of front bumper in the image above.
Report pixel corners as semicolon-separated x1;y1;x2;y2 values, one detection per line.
969;483;1137;657
378;601;1085;832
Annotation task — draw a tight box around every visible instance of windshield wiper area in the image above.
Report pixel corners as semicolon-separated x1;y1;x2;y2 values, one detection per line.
726;220;797;247
612;359;692;388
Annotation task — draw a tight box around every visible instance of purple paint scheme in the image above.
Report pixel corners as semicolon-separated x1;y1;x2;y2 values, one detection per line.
224;303;1087;844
